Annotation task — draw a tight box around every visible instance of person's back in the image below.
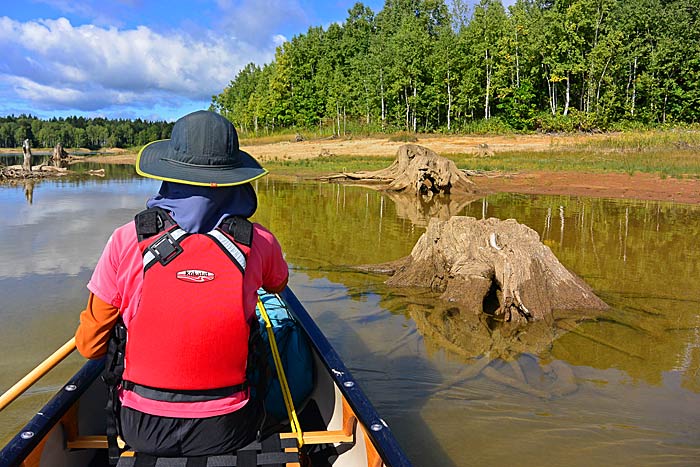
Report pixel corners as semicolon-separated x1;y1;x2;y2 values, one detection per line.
75;110;289;459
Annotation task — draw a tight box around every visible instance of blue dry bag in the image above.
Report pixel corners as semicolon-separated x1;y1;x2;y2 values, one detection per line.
256;291;315;422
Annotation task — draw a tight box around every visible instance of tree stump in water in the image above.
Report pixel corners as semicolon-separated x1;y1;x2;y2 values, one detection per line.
373;216;608;324
323;144;476;197
52;142;69;161
22;139;32;171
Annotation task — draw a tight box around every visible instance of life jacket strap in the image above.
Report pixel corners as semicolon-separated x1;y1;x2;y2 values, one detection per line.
103;319;128;465
219;216;253;247
207;229;247;272
136;210;252;273
134;207;177;242
121;380;248;403
142;228;188;270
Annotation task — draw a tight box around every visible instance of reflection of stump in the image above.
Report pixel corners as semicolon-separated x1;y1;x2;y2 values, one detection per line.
384;190;481;226
322;144;476;197
22;139;32;171
378;216;608;323
23;180;35;204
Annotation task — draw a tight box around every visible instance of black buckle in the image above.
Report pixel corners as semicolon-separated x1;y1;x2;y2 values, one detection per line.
147;231;183;266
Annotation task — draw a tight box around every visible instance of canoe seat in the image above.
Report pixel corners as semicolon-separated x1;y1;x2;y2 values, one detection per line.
116;433;301;467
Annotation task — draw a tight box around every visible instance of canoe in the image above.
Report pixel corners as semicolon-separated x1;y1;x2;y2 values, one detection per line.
0;287;411;467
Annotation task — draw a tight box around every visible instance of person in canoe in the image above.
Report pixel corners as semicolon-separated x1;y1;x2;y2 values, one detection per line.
73;110;289;460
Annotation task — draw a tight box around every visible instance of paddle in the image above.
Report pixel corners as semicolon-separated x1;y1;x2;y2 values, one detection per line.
0;337;77;412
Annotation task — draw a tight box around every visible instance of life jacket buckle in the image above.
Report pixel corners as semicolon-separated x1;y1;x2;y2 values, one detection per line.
147;231;183;266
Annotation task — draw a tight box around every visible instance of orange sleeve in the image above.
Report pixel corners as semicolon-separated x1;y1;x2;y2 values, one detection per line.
75;293;120;359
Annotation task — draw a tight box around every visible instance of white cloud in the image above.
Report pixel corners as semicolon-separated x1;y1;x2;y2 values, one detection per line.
0;15;276;116
214;0;308;47
272;34;287;47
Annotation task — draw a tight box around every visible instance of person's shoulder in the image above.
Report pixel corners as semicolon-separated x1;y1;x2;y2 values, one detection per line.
252;222;274;237
251;222;281;245
112;219;137;237
106;220;138;250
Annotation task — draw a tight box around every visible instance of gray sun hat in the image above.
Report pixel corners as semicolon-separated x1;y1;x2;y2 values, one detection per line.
136;110;267;187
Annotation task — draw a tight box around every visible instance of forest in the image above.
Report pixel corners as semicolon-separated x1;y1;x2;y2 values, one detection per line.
211;0;700;135
0;115;173;150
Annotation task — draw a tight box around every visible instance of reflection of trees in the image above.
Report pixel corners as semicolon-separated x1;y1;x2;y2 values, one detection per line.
252;179;700;392
674;316;700;393
253;179;424;274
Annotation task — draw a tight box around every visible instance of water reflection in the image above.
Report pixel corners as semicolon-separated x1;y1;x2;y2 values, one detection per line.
460;194;700;387
253;182;700;392
23;180;33;204
0;177;156;278
383;190;482;226
2;175;700;465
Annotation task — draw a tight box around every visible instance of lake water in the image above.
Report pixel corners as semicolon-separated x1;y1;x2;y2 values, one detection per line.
1;169;699;466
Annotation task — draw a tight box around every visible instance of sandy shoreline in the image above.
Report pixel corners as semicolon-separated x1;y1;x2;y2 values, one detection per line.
3;135;699;205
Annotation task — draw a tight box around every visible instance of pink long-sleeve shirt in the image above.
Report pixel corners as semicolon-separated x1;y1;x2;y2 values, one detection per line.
77;219;288;418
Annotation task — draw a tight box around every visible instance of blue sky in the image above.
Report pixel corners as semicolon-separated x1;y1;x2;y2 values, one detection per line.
0;0;510;122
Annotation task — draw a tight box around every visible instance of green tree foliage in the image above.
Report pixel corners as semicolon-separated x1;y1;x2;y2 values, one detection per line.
0;115;173;149
212;0;700;134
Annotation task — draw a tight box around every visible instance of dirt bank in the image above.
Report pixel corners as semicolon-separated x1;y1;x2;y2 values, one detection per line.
473;171;700;205
243;133;603;161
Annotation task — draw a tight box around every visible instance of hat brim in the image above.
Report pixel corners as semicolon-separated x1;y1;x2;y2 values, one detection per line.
136;139;268;187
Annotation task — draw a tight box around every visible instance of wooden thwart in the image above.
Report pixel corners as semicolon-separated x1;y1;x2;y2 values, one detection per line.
54;357;367;465
66;398;358;452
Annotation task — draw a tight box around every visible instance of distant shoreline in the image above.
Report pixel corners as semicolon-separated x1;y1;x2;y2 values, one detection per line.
3;132;699;205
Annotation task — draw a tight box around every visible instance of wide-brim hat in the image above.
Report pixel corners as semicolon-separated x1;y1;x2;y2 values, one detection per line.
136;110;267;187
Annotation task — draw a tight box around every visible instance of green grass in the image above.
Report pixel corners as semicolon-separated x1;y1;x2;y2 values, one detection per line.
445;146;700;178
571;129;700;153
265;146;700;180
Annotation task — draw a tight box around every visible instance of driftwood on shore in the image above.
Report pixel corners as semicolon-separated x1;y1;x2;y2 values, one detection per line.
362;216;608;324
1;164;104;181
321;144;477;197
2;164;70;179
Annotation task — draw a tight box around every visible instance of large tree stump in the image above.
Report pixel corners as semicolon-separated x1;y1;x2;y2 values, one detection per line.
52;142;68;161
323;144;476;197
374;216;608;324
22;139;32;171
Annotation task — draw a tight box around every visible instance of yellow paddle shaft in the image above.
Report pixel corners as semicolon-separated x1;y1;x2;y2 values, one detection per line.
0;337;77;412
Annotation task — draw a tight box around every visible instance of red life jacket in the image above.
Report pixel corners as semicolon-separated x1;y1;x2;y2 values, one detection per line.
122;208;253;395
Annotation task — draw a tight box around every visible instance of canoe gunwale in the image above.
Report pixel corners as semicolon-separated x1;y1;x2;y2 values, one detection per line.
0;288;412;467
279;288;411;467
0;358;105;467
